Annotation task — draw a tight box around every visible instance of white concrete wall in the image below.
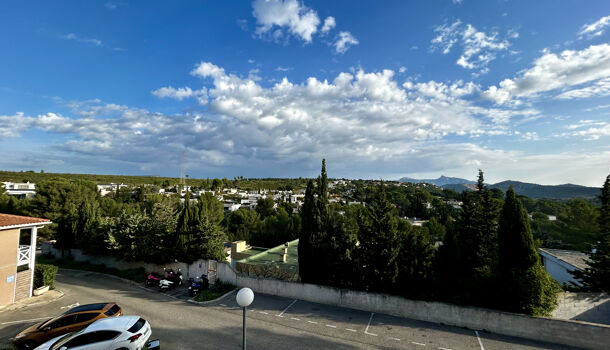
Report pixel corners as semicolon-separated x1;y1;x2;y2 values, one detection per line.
215;261;610;350
541;254;581;286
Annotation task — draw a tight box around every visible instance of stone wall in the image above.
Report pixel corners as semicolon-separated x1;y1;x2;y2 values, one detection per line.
14;269;31;301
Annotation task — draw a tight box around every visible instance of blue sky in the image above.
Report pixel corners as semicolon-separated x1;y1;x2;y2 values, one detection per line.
1;0;610;186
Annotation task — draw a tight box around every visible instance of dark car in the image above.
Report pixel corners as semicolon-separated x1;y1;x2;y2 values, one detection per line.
11;302;122;350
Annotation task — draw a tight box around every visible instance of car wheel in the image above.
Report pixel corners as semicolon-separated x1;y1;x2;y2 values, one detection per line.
20;341;37;350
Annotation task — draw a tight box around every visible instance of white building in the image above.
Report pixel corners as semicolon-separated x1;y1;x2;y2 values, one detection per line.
1;182;36;199
538;248;590;287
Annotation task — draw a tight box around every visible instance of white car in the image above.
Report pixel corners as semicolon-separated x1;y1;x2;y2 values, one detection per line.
34;316;157;350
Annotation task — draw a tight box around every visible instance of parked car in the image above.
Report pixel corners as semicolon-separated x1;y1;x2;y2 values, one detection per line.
34;316;158;350
12;302;122;350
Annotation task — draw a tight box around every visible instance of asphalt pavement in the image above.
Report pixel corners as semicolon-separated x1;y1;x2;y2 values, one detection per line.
0;269;579;349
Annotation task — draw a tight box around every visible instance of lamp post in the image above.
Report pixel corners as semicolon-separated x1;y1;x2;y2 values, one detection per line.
236;287;254;350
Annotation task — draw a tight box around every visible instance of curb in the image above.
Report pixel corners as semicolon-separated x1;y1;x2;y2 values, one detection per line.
57;268;235;304
0;290;65;314
186;288;238;305
57;268;183;301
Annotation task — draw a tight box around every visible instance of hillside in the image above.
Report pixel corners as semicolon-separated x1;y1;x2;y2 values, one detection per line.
488;181;600;199
441;180;600;199
399;175;475;186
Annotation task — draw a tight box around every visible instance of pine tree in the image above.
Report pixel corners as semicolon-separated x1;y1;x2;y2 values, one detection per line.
357;184;400;292
574;174;610;292
498;186;560;315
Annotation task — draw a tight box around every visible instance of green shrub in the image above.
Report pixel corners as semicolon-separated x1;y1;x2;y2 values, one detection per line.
34;264;59;290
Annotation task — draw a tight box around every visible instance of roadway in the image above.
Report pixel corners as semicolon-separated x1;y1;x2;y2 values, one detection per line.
0;270;578;349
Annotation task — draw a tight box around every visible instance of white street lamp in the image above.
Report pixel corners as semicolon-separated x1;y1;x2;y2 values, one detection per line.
236;288;254;350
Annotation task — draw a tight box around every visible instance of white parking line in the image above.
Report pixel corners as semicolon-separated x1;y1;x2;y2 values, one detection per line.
219;303;227;307
60;302;79;309
438;347;453;350
389;337;401;341
290;317;300;321
475;330;485;350
277;299;298;317
411;341;426;346
258;311;269;315
326;324;337;328
345;328;357;332
364;312;377;336
1;317;51;325
307;320;318;324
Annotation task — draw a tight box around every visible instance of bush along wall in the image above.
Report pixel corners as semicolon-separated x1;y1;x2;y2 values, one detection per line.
34;264;59;290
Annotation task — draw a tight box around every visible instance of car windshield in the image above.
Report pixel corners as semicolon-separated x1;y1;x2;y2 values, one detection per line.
50;329;86;350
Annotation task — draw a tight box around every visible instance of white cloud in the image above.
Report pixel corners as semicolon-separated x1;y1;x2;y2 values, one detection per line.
58;33;121;50
399;66;407;73
16;62;609;184
252;0;320;43
151;86;208;105
334;31;359;53
321;16;336;33
275;66;292;72
483;43;610;104
579;15;610;39
452;0;463;4
431;21;511;70
557;77;610;99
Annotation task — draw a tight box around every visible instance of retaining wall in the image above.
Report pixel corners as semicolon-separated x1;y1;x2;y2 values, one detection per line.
217;261;610;350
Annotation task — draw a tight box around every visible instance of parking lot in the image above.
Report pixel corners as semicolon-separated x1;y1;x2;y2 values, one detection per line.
0;269;577;349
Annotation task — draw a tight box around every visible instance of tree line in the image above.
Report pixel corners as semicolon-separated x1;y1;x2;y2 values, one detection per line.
299;161;610;315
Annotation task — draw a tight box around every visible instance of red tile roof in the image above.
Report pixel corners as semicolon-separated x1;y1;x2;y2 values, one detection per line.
0;213;52;229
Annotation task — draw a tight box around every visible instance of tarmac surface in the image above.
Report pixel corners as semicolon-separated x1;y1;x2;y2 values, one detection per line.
0;269;579;349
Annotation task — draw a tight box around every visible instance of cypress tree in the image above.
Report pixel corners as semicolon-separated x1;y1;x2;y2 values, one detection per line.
574;174;610;292
498;186;560;315
299;180;316;283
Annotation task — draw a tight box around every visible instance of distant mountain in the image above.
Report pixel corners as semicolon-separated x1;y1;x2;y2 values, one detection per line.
441;180;599;199
398;175;476;187
488;181;600;200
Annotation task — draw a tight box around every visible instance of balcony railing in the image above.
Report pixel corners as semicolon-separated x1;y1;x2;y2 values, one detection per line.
18;245;31;266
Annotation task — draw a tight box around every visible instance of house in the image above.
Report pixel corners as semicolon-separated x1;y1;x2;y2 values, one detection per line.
0;213;52;307
538;248;590;286
1;182;36;199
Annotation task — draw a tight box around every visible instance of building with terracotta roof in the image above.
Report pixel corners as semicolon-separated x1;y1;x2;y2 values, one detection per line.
0;213;51;307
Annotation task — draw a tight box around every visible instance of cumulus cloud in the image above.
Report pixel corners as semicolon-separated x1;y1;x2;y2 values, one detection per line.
579;15;610;39
483;44;610;105
431;20;511;70
151;86;208;105
252;0;320;42
321;16;336;33
17;63;606;183
334;31;359;53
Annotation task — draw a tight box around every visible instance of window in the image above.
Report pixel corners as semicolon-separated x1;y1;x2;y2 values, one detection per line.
104;304;120;316
48;315;77;329
127;318;146;333
75;312;99;323
63;331;120;348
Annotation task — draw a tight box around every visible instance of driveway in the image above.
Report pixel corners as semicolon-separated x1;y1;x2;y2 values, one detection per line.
0;269;576;349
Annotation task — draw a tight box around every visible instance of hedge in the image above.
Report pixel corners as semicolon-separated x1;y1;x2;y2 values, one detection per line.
34;264;59;290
